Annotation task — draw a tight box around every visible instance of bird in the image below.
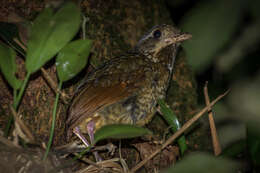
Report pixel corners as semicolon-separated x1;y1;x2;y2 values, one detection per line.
66;24;191;148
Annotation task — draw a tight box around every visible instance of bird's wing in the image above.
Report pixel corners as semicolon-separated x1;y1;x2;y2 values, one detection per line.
66;56;150;133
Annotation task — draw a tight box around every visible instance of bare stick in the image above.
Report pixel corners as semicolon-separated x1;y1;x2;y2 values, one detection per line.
73;153;100;168
0;135;20;148
10;105;35;142
40;68;69;104
130;90;229;173
203;82;222;156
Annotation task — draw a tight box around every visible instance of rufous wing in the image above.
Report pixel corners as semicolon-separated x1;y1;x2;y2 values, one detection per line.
66;79;143;140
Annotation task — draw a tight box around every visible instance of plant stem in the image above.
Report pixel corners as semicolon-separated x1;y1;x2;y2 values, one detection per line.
4;90;18;137
43;82;62;160
14;72;31;109
4;73;30;137
4;116;13;137
13;89;17;102
72;146;92;161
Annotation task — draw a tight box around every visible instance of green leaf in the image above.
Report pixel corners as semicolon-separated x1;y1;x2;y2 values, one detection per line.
0;43;22;89
56;39;92;82
25;2;81;74
94;124;152;144
158;99;187;155
0;22;26;56
163;152;238;173
180;0;243;72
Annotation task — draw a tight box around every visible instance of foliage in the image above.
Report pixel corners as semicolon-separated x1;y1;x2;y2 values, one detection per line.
0;43;22;90
56;39;92;82
163;152;238;173
26;3;81;74
172;0;260;171
94;124;152;144
158;99;187;155
180;0;243;72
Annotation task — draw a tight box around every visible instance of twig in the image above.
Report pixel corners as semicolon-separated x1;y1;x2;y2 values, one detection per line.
76;158;123;173
0;135;21;148
50;152;101;173
13;38;26;51
119;140;129;173
130;90;229;173
203;82;222;156
40;68;69;104
10;105;35;143
73;153;100;168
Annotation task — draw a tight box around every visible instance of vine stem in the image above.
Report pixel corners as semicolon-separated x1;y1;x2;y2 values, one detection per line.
43;81;62;160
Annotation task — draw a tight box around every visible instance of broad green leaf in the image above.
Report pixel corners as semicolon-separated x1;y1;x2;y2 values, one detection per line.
56;39;92;82
0;43;22;89
25;2;81;74
0;22;26;56
158;99;187;155
180;0;243;72
94;124;152;144
163;152;238;173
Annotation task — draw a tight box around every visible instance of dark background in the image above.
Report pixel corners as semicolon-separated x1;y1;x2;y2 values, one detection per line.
168;0;260;170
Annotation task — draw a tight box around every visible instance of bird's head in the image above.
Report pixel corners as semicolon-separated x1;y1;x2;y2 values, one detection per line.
135;24;192;63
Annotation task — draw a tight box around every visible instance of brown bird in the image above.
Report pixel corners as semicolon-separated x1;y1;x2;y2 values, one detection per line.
66;24;191;146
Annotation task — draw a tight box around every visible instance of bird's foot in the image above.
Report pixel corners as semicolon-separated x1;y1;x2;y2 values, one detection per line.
87;120;95;143
72;122;102;162
93;143;117;156
87;121;102;162
73;126;90;147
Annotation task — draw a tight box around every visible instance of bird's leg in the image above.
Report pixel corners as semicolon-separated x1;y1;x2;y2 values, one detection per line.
87;120;95;144
73;124;102;162
73;126;90;147
87;120;102;162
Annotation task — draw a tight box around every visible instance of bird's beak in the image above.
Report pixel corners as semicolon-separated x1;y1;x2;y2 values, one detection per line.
165;32;192;44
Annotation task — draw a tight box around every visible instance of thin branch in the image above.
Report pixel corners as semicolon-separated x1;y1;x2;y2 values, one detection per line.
130;90;229;173
0;135;20;148
76;158;123;173
40;68;69;104
10;105;35;143
203;82;222;156
73;153;100;168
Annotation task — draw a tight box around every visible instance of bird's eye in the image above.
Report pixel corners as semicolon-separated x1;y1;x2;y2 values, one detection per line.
153;30;161;38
